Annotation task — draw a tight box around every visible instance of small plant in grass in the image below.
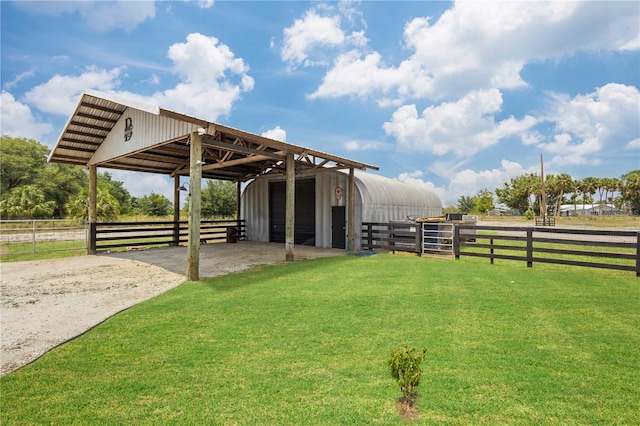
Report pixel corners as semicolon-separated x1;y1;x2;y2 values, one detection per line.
388;346;427;409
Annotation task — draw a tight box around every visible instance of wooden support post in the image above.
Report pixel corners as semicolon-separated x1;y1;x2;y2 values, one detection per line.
415;222;422;256
186;131;202;281
236;181;242;237
348;167;355;252
285;153;295;261
173;176;180;246
88;165;97;254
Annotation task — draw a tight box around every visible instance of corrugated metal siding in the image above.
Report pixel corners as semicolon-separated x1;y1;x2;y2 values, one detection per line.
242;170;441;250
348;171;442;223
90;107;197;165
242;178;270;242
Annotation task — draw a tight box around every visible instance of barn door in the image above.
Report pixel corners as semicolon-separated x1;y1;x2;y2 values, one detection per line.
269;179;316;245
331;206;346;249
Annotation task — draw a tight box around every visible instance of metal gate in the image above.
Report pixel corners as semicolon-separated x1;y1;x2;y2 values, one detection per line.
421;222;454;257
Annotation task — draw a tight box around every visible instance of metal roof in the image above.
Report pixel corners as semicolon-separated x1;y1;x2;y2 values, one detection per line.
349;170;443;211
48;90;378;182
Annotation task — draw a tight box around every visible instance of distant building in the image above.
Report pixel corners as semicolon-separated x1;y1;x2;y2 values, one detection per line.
559;204;622;216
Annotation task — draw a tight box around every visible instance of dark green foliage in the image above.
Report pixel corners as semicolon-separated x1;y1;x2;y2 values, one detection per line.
134;192;172;216
98;172;132;214
0;136;86;217
457;195;476;213
388;346;427;405
0;185;55;218
201;179;236;218
0;136;49;194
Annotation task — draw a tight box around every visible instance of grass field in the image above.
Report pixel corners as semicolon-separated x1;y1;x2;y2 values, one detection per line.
1;254;638;425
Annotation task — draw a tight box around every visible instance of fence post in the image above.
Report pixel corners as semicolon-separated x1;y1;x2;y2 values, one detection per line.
31;219;36;253
636;232;640;277
89;222;97;254
367;223;373;250
490;238;494;265
415;222;422;256
454;224;460;259
526;228;533;268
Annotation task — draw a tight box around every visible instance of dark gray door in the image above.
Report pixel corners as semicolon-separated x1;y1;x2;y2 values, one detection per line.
331;206;346;249
269;179;316;245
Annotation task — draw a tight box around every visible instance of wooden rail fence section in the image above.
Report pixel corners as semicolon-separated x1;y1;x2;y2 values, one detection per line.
91;220;245;251
361;222;454;256
454;225;639;276
362;222;639;276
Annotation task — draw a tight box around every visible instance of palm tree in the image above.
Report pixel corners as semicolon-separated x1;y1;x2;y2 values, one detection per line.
580;177;598;215
0;185;55;219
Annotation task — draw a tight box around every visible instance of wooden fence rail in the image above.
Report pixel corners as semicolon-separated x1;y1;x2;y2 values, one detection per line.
454;225;639;276
92;220;245;251
361;222;421;253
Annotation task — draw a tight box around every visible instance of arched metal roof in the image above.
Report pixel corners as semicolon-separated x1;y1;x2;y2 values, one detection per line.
347;170;442;220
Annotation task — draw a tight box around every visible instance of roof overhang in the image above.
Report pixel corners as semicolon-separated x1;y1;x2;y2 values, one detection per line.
48;90;378;182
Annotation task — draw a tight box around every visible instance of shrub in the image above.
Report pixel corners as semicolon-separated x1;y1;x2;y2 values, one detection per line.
524;209;535;220
388;346;427;405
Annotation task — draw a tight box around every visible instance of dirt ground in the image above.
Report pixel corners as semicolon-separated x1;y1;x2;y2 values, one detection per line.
0;241;343;376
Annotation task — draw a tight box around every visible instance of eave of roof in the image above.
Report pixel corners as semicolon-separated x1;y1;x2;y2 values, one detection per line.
48;90;378;182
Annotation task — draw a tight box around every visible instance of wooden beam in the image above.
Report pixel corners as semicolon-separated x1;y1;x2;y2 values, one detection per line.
285;153;295;262
201;138;285;160
186;131;202;281
201;154;276;172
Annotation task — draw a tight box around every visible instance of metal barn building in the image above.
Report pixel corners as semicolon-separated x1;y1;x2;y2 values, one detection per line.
242;170;443;250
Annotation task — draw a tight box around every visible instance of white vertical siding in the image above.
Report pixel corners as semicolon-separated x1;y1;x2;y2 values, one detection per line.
242;178;270;242
90;107;197;165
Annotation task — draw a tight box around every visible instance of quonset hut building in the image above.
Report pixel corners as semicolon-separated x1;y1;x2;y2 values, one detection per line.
242;170;442;250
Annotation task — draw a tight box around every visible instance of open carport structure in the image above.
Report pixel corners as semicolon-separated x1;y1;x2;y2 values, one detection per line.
48;89;377;280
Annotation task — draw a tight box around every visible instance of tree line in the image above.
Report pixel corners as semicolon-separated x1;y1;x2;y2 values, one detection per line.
0;136;237;220
450;170;640;216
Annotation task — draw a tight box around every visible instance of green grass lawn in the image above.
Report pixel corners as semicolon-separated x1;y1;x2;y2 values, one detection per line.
1;255;638;425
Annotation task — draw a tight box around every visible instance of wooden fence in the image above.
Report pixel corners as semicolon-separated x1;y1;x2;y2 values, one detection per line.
454;225;639;276
361;222;455;256
361;222;421;253
91;220;245;252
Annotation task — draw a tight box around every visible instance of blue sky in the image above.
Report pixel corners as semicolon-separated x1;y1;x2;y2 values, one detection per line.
1;0;639;206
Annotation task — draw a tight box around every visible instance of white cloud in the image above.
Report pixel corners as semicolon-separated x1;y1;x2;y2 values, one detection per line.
23;67;123;115
397;160;537;206
344;138;391;151
382;89;538;157
281;9;346;68
21;33;253;125
108;170;176;200
261;126;287;142
14;0;155;32
396;170;447;201
540;83;640;165
197;0;215;9
0;91;54;141
280;5;368;70
155;33;254;121
311;1;639;102
3;69;35;90
627;138;640;150
144;73;161;85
